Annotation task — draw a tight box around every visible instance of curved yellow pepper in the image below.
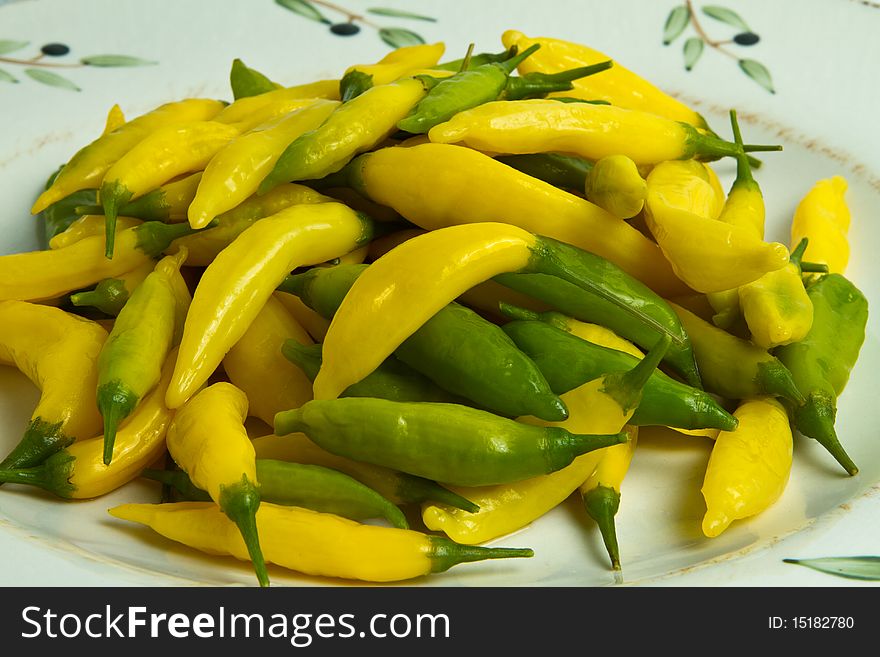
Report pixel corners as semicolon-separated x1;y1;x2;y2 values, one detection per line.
644;162;789;293
212;78;341;125
49;215;142;250
167;202;373;409
109;501;531;583
187;99;340;228
32;98;225;214
223;294;314;427
701;397;793;538
346;142;689;296
501;29;708;128
102;104;126;135
0;301;107;469
790;176;850;274
166;382;268;587
345;42;445;86
583;154;647;219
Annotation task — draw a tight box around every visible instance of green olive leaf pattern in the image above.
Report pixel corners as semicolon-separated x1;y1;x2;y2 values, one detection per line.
0;67;18;83
368;8;436;22
683;37;704;71
24;68;81;91
739;58;774;93
378;27;425;49
783;557;880;581
701;5;751;31
80;55;157;67
275;0;331;24
663;5;691;45
0;39;29;55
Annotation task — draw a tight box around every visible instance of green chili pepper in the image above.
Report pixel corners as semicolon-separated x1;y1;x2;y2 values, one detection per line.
251;433;479;513
143;459;409;528
282;340;462;404
279;263;567;421
669;301;804;404
76;172;203;223
500;311;737;431
70;278;131;316
495;153;593;192
775;273;868;475
397;44;541;134
97;255;184;464
502;61;613;100
230;58;278;100
495;255;701;388
432;47;515;72
275;398;626;487
38;166;97;245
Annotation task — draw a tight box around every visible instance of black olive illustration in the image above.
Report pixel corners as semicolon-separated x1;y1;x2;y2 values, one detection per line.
41;43;71;56
733;32;760;46
330;23;360;36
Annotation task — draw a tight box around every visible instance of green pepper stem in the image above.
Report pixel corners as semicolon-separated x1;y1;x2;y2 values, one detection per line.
728;109;756;187
458;43;475;73
70;278;130;316
0;451;76;498
789;237;810;272
428;536;533;573
395;473;480;513
219;476;269;588
133;218;209;258
601;334;671;413
794;395;859;476
97;382;139;466
800;262;829;273
583;485;622;570
499;43;540;74
433;47;514;72
0;418;72;473
755;361;806;406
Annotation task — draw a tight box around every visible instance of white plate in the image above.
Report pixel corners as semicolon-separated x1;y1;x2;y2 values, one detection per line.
1;0;879;587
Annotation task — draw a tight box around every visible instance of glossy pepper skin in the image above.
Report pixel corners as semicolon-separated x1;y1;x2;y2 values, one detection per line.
100;121;242;257
0;215;201;303
172;183;332;267
166;382;269;587
0;302;107;470
144;459;409;529
644;161;789;293
258;77;428;193
500;315;737;432
790;176;851;275
427;99;777;166
501;30;709;128
187;99;340;228
396;43;541;134
340;42;446;101
775;274;868;475
109;501;532;583
31;98;225;214
334;142;689;297
669;302;804;405
222;294;314;427
701;397;792;537
49;214;142;250
251;433;479;513
311;222;688;402
166;202;374;409
0;350;177;498
212;78;340;125
422;338;667;548
96;250;186;464
582;154;647;219
275;397;626;487
281;263;566;421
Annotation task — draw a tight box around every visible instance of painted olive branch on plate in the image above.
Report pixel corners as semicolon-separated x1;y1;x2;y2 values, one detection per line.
0;40;155;91
663;1;774;93
275;0;434;47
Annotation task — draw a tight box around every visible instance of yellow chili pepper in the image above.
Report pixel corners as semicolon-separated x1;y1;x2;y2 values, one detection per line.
341;42;445;100
0;220;200;302
501;29;709;128
0;349;177;498
273;291;331;342
155;247;192;345
583;154;647;219
0;301;107;470
212;79;341;125
166;382;268;587
109;501;532;583
49;214;142;250
101;121;242;256
167;202;374;409
642;159;724;220
422;338;666;546
102;104;126;135
172;183;332;267
187;99;340;228
428;99;771;166
223;294;314;427
644;161;789;293
340;142;689;296
790;176;851;274
32;98;225;214
701;397;793;538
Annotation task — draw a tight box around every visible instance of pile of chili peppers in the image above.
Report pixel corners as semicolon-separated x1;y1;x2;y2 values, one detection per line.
0;31;868;587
